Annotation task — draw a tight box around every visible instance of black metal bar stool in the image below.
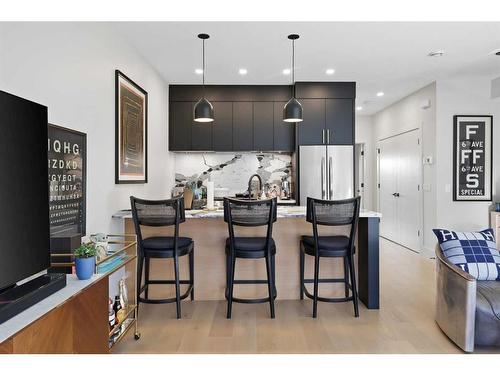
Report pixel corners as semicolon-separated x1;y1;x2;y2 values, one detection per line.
130;196;194;319
224;197;277;319
300;196;361;318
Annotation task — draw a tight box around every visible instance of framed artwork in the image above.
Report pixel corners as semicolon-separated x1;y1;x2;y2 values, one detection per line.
115;70;148;184
453;115;493;201
48;124;87;236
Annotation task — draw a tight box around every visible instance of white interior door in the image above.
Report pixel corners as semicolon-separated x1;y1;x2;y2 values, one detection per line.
378;129;421;251
379;136;398;241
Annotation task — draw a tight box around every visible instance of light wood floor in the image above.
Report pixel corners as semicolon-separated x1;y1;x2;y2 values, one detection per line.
114;238;497;354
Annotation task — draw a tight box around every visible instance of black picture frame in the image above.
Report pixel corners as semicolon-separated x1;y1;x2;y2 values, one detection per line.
115;69;148;184
48;123;87;236
453;115;493;202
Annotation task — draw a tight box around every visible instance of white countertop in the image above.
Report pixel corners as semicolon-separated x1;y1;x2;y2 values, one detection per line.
0;273;105;343
113;206;381;220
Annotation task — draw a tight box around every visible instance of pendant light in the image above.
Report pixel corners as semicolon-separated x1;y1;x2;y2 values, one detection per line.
283;34;303;123
194;33;214;123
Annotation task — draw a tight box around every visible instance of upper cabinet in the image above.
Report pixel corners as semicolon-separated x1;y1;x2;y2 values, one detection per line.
168;83;353;151
295;82;355;146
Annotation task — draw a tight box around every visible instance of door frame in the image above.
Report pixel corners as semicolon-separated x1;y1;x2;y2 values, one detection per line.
376;126;423;253
355;143;366;209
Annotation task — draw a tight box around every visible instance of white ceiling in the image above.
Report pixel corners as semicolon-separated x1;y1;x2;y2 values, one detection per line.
112;22;500;115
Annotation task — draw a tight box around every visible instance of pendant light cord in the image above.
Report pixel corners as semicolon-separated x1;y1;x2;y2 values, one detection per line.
292;38;296;98
202;38;206;96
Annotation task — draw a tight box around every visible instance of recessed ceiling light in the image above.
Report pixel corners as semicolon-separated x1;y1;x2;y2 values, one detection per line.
326;69;335;75
282;68;291;75
356;106;363;111
195;68;203;74
428;50;445;57
238;68;248;75
376;92;384;97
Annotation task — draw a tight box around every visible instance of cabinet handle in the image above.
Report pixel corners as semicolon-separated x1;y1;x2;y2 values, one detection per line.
322;129;325;144
327;129;330;144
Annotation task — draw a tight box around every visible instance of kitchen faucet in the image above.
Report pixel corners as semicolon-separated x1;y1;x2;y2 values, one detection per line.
247;174;263;200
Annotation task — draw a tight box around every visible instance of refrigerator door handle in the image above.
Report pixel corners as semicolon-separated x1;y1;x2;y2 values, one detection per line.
321;157;326;199
322;129;325;144
329;156;333;199
327;129;330;144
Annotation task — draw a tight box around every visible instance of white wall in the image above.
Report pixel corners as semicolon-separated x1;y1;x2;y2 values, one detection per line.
0;23;174;234
435;74;500;231
355;115;374;211
371;83;437;251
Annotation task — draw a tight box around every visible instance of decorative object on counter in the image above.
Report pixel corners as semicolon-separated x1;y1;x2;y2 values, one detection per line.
193;33;214;123
48;123;87;236
496;202;500;212
175;153;292;198
281;176;291;199
115;70;148;184
206;181;215;209
283;34;303;123
183;186;194;209
90;233;109;261
453;115;492;201
74;242;97;280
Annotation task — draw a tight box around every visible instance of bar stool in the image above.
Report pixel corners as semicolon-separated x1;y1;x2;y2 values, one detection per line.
299;196;361;318
130;196;194;319
224;197;277;319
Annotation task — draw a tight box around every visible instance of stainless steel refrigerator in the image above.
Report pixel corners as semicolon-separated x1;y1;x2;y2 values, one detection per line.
299;145;354;204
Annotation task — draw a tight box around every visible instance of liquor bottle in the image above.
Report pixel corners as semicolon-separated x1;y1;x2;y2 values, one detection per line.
119;278;128;309
108;298;116;331
113;296;122;324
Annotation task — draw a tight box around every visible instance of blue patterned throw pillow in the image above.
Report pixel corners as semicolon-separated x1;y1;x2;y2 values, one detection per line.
433;228;500;281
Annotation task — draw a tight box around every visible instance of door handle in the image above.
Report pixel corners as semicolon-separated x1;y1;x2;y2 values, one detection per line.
321;157;326;199
392;192;400;197
329;156;333;199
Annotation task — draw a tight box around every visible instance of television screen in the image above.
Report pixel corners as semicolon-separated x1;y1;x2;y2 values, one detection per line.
0;91;50;291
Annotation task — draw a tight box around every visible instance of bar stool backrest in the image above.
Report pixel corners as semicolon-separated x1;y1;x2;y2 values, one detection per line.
130;196;185;251
306;197;361;252
223;198;277;253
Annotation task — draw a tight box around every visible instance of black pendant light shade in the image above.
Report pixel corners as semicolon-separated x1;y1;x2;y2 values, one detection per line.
194;33;214;123
194;97;214;122
283;34;303;123
283;97;303;122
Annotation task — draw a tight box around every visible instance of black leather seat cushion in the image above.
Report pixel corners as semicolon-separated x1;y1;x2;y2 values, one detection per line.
301;235;350;257
141;236;193;258
225;237;276;258
475;281;500;347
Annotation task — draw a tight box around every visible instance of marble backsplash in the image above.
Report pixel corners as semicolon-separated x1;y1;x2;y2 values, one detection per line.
174;153;293;197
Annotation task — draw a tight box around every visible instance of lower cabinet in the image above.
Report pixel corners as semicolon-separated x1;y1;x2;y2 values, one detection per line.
0;277;109;354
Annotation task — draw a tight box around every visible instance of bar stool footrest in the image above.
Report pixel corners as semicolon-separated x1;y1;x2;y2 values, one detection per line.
139;284;193;304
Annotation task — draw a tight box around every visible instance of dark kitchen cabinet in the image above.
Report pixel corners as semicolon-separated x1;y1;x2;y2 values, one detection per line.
325;99;354;145
297;99;326;145
273;101;295;151
253;102;274;151
232;102;253;151
169;101;192;151
212;102;233;151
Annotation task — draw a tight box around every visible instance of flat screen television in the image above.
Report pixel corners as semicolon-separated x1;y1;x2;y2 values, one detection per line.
0;91;50;291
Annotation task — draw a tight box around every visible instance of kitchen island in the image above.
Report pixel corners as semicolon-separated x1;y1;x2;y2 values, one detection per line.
113;206;381;309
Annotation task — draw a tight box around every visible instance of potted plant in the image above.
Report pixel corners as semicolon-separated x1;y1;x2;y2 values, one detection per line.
74;242;97;280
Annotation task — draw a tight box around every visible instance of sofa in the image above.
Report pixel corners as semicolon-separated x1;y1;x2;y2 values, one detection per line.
435;244;500;352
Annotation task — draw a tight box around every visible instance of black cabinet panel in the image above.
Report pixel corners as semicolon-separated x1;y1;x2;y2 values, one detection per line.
297;99;325;145
191;115;212;151
273;101;295;152
325;99;354;145
295;82;356;99
212;102;233;151
232;102;253;151
253;102;274;151
169;101;192;151
170;85;292;102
